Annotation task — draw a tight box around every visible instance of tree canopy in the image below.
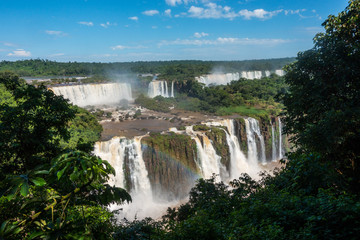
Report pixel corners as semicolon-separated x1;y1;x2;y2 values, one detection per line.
282;0;360;190
0;72;130;239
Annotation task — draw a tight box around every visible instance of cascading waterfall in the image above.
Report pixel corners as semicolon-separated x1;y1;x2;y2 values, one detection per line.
271;124;277;161
216;120;253;179
185;126;225;181
275;69;285;76
50;83;132;107
94;136;171;220
148;80;175;98
195;70;285;86
244;118;266;164
94;137;126;188
127;137;152;194
278;118;283;159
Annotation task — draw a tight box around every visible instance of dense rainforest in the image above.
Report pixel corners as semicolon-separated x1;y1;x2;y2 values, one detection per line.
1;0;360;239
0;58;294;78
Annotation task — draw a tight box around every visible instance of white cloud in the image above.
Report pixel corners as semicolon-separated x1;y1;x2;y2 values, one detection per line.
166;25;172;29
100;22;117;28
165;0;209;6
165;9;172;17
284;9;306;16
188;3;238;19
239;9;283;20
45;30;67;36
7;49;31;57
111;45;147;50
152;26;158;29
142;10;159;16
78;21;93;26
159;37;289;46
165;0;182;6
129;16;138;21
194;32;209;38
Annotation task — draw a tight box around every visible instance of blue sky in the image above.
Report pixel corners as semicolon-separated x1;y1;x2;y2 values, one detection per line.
0;0;348;62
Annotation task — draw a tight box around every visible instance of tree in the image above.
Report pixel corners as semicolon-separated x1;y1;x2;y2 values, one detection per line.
0;72;131;239
0;72;76;176
282;0;360;189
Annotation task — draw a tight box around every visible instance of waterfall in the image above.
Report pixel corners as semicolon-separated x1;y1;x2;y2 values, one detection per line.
148;80;175;98
244;118;266;164
218;120;251;179
185;126;225;181
195;70;285;86
94;137;126;188
275;69;285;76
271;124;277;161
50;83;132;107
278;118;283;159
94;136;165;220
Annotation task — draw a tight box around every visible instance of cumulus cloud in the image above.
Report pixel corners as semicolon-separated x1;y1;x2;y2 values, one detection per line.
78;21;93;26
129;16;139;21
165;9;172;17
45;30;67;36
8;49;31;57
194;32;209;38
159;37;289;46
142;10;160;16
188;3;238;19
239;9;283;20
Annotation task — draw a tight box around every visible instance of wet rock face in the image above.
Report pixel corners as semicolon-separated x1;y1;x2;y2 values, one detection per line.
142;133;199;200
258;118;272;161
205;127;230;171
233;118;248;156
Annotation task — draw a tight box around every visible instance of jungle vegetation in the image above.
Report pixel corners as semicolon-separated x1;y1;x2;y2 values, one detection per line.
0;0;360;239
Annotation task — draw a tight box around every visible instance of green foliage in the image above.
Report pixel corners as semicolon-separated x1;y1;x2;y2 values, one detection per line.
117;3;360;239
216;105;269;119
282;0;360;190
135;94;173;112
0;72;76;176
0;58;294;77
0;72;130;239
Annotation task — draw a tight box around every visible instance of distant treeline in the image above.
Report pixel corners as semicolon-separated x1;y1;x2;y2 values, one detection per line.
0;58;295;77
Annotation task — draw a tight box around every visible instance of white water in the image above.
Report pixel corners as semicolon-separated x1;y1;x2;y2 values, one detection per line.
94;118;286;219
171;81;174;98
217;120;257;178
94;136;174;220
278;118;283;159
275;69;285;76
148;80;174;98
185;126;226;181
271;124;277;161
244;118;266;165
94;137;126;188
50;83;132;107
196;70;285;86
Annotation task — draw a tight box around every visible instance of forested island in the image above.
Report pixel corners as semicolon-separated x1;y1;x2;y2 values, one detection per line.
1;1;360;239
